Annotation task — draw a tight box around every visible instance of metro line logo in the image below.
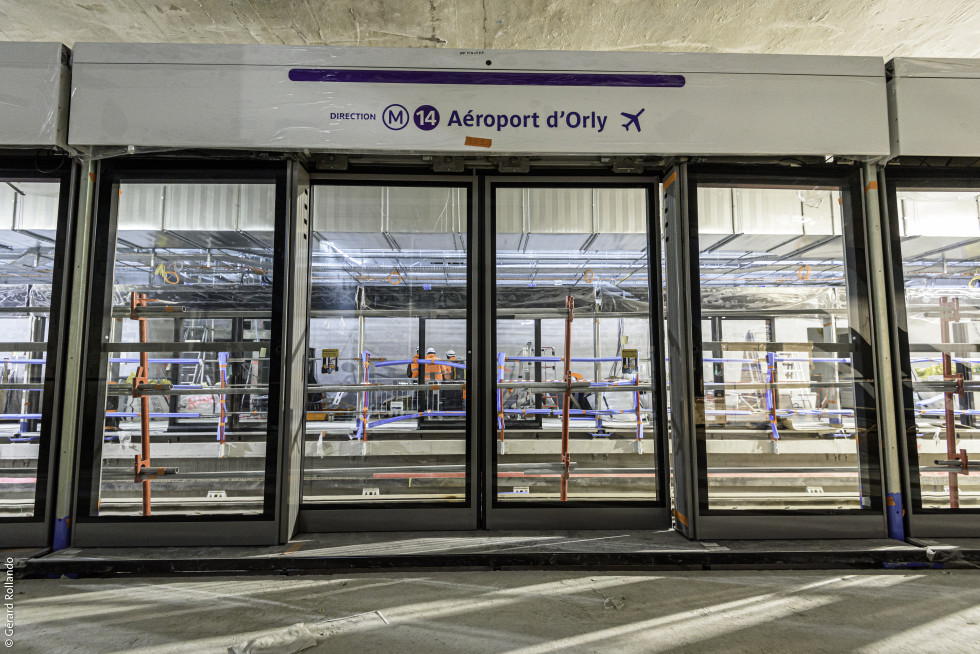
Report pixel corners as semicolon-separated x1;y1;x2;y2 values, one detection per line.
383;104;441;131
382;104;409;130
413;105;440;131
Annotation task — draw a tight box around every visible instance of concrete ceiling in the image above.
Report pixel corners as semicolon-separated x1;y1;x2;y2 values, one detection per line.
0;0;977;59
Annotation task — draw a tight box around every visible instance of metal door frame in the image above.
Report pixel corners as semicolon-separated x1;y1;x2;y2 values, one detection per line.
296;172;479;532
0;156;79;547
71;158;292;547
881;165;980;537
668;163;887;539
483;173;671;530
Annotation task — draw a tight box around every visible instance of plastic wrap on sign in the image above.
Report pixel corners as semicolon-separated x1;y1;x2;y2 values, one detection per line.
0;42;70;149
112;285;275;311
888;57;980;158
357;284;649;314
700;286;847;314
890;58;980;79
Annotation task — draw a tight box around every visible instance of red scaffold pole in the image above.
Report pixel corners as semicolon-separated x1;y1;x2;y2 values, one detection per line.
130;292;152;516
940;296;963;509
560;296;574;502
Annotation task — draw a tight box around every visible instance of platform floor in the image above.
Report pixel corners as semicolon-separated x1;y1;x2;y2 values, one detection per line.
13;569;980;653
38;529;912;557
18;529;959;577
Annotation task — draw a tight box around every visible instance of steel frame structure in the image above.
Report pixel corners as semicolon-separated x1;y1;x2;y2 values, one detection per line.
47;157;906;544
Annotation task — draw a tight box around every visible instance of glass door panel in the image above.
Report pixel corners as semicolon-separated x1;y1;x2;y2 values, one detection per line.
0;179;62;520
492;184;662;510
83;175;280;519
303;183;470;508
695;182;872;511
895;185;980;510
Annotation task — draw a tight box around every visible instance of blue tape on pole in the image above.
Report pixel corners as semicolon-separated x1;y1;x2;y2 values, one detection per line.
507;356;562;362
53;516;71;551
105;412;201;418
887;491;905;541
109;358;200;365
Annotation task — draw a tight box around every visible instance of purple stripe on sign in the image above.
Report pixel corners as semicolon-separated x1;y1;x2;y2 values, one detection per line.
288;69;685;88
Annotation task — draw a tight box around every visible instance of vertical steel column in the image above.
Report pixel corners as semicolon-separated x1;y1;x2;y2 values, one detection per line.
53;161;95;549
131;292;152;516
863;162;905;540
663;164;700;539
939;296;961;508
277;160;311;544
593;315;602;432
560;296;574;502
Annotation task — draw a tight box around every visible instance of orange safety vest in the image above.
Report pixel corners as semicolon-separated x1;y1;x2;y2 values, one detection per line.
410;354;420;379
422;353;443;381
445;356;459;381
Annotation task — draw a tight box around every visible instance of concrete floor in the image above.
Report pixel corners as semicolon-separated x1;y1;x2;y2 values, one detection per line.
30;530;920;559
11;570;980;653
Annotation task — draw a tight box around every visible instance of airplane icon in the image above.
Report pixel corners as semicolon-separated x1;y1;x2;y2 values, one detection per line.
620;108;645;132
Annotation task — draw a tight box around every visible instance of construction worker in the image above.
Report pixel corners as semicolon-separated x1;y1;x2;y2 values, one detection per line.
444;350;464;410
407;347;420;379
422;347;443;382
444;350;460;381
569;370;593;411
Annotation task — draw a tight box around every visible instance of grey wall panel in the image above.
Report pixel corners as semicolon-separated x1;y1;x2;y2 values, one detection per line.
239;184;277;232
0;42;69;148
595;188;646;234
888;58;980;157
527;188;593;234
117;184;165;231
163;184;239;231
695;188;734;235
313;185;383;233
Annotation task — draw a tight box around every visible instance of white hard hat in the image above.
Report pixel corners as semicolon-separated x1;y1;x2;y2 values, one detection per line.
426;347;436;355
446;350;456;357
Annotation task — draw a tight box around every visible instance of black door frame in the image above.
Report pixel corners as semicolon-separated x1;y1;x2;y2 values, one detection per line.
881;166;980;537
72;158;292;547
669;163;887;539
296;169;671;532
297;172;479;532
0;156;78;547
483;173;671;530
